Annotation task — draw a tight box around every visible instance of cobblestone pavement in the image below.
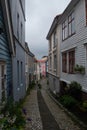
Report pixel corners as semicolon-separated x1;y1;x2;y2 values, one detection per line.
24;78;83;130
24;89;43;130
40;79;81;130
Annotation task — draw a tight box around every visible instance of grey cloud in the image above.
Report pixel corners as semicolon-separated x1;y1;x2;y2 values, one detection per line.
25;0;71;59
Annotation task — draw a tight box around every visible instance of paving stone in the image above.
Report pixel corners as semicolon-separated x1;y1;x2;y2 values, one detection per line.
24;78;83;130
24;89;43;130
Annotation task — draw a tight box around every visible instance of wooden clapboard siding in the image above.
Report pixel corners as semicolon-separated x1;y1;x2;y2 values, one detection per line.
0;4;12;96
60;0;87;92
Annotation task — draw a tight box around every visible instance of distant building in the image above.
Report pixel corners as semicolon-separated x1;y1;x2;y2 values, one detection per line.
25;42;29;90
28;50;35;84
36;56;48;80
46;15;61;94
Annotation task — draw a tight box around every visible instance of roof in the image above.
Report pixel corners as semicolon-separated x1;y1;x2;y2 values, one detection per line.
29;50;35;57
46;0;80;40
59;0;79;23
46;15;61;40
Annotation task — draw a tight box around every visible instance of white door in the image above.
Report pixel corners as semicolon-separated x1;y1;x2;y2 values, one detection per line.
0;63;6;102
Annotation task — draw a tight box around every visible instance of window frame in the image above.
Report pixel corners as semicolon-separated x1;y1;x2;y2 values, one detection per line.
62;52;67;73
68;50;75;74
85;0;87;25
49;38;52;51
54;54;57;70
17;13;19;40
62;20;68;40
53;30;57;47
68;12;75;36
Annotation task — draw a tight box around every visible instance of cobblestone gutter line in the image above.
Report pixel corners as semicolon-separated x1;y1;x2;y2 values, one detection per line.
24;89;43;130
41;89;81;130
37;90;60;130
40;79;81;130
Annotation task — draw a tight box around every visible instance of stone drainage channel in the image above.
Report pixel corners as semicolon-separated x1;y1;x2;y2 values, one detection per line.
37;89;60;130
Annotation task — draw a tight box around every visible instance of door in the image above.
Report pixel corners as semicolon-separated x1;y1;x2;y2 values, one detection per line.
0;62;6;102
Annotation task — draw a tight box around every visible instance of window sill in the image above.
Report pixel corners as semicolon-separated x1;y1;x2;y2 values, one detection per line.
62;32;76;42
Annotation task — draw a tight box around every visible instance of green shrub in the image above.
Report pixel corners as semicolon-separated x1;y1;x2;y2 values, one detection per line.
60;95;77;109
69;81;82;101
82;100;87;110
0;99;26;129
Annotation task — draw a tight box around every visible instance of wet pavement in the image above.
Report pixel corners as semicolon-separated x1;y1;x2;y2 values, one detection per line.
24;78;82;130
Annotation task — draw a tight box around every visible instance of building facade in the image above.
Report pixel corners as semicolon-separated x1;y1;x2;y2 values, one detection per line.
60;0;87;99
28;51;35;84
9;0;26;101
47;0;87;99
46;16;61;94
0;0;15;102
25;42;29;91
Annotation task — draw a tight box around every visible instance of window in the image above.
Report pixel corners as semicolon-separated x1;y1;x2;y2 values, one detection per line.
68;12;75;36
53;31;57;47
54;55;57;70
62;52;67;72
50;57;52;69
85;0;87;24
49;38;52;51
62;20;68;40
21;22;23;43
69;50;75;73
17;13;19;39
21;62;23;82
17;60;19;85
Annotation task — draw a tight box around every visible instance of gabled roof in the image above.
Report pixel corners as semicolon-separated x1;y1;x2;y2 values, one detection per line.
46;0;80;40
46;15;61;40
59;0;79;23
1;0;15;56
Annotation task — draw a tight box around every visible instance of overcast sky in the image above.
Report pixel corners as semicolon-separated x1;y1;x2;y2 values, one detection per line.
25;0;71;59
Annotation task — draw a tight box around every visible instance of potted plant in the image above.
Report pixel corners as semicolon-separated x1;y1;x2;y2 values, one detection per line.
74;64;85;74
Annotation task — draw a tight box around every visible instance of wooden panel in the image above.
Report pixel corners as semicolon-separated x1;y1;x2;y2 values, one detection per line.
0;4;12;97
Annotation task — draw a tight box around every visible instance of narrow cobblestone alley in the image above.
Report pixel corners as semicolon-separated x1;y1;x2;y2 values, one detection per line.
24;79;82;130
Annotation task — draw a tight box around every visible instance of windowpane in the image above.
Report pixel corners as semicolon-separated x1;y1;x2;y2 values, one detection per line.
17;13;19;39
62;52;67;72
53;31;57;47
49;38;52;50
62;20;68;40
17;61;19;85
68;12;75;36
69;50;75;73
65;25;68;39
54;55;57;69
68;23;71;36
72;20;75;34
